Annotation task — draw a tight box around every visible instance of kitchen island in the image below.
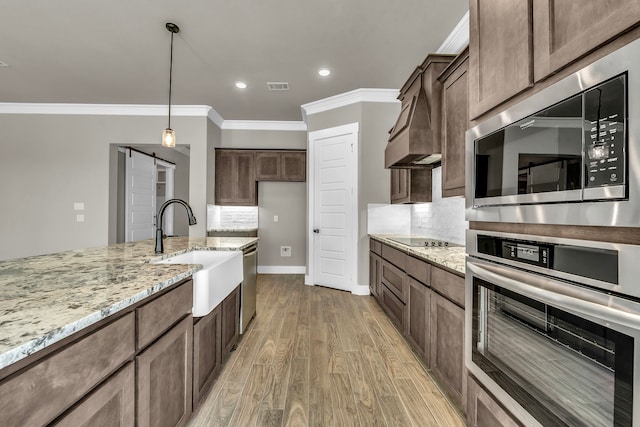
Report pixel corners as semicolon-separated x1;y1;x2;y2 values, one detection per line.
0;236;257;371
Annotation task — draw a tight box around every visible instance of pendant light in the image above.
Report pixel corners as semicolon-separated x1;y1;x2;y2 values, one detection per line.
162;22;180;147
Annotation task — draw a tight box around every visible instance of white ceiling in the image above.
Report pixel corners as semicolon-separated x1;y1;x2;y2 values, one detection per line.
0;0;468;121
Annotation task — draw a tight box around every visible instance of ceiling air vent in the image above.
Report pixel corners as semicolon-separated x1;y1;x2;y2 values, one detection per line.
267;82;289;91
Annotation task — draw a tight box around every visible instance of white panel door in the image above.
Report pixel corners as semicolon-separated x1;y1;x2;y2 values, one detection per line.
312;130;355;291
125;150;156;242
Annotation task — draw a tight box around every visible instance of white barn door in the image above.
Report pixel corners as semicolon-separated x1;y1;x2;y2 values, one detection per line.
125;150;156;242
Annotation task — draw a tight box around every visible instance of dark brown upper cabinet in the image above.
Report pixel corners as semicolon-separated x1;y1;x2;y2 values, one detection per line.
390;168;432;204
255;151;306;182
438;47;469;198
468;0;533;119
385;55;454;168
214;149;257;206
533;1;640;82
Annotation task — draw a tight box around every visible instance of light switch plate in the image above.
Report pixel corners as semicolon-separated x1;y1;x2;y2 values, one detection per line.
76;214;85;222
74;202;85;211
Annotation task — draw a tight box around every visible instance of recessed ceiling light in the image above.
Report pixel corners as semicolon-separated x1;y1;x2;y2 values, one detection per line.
235;81;247;89
318;68;331;77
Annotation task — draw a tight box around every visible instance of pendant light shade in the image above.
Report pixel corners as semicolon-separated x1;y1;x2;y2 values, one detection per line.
162;22;180;147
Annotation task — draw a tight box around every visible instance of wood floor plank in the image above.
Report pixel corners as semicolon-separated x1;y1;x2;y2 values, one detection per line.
403;362;465;426
355;323;397;397
262;338;293;410
345;351;388;427
293;287;310;359
378;395;414;427
223;326;267;390
257;409;284;427
362;311;410;380
283;358;310;427
329;372;360;427
327;322;347;374
228;364;271;427
393;378;441;427
309;322;331;427
189;387;242;427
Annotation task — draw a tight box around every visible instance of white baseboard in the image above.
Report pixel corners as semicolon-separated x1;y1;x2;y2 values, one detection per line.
257;265;306;274
351;285;371;296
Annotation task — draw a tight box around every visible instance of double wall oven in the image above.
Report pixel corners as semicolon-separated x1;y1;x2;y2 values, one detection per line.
465;39;640;426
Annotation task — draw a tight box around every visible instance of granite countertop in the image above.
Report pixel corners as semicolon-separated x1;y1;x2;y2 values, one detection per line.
0;236;258;371
369;234;466;276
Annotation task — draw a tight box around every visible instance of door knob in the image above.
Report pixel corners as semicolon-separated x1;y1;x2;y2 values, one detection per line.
313;228;320;233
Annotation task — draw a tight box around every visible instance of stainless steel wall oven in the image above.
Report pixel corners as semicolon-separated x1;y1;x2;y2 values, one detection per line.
466;38;640;227
466;230;640;426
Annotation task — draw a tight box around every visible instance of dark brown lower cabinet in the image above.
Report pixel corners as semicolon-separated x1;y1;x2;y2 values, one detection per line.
380;284;406;332
406;278;431;365
53;362;135;427
136;315;193;427
430;291;465;407
369;252;381;297
193;305;222;407
467;375;520;427
221;286;240;356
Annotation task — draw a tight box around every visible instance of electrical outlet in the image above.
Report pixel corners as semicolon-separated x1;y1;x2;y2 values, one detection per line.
274;215;279;222
280;246;291;257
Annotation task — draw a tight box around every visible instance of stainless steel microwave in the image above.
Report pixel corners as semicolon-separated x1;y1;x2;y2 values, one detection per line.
466;38;640;227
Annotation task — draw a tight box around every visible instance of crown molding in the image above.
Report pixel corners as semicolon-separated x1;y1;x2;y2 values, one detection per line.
207;108;224;128
301;88;400;120
436;11;469;54
0;103;212;117
221;120;307;131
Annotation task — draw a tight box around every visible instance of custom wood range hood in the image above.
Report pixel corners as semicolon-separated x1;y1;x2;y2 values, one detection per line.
385;54;454;169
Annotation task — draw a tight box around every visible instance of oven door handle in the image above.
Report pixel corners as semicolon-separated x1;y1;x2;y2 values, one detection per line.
467;259;640;332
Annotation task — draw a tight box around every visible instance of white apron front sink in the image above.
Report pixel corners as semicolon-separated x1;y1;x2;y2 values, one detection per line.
152;250;243;317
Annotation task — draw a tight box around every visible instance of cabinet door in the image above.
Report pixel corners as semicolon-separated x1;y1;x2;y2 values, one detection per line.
406;278;431;365
380;284;406;332
440;51;469;198
193;305;222;407
215;150;257;206
467;376;520;427
390;168;409;203
430;292;466;408
222;286;240;356
53;363;135;427
369;252;382;297
469;0;533;119
390;168;431;204
533;1;640;82
137;316;193;427
281;151;306;181
255;151;281;180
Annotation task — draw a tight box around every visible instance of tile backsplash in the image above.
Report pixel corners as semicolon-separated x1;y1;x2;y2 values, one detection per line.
207;205;259;230
368;167;467;245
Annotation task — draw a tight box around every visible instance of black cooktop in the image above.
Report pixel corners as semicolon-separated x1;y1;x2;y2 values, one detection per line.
387;237;461;248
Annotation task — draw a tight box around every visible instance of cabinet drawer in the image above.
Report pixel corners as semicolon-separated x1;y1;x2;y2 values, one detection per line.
380;284;406;332
370;239;382;255
431;266;465;308
53;362;135;427
406;255;431;285
137;279;193;350
381;259;407;303
0;312;135;427
381;244;406;270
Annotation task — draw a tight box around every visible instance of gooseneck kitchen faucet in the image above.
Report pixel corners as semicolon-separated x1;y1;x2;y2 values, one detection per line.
155;199;197;254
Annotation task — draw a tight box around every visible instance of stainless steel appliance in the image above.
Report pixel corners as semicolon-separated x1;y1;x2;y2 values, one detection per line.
466;38;640;227
240;243;257;334
466;230;640;426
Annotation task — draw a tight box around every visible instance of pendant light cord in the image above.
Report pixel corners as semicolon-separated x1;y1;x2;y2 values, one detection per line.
168;31;174;129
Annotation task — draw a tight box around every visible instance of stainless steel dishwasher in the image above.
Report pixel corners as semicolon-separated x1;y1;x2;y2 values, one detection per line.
240;243;257;334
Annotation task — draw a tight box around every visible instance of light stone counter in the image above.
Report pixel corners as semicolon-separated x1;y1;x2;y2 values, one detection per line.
0;236;258;370
369;234;466;276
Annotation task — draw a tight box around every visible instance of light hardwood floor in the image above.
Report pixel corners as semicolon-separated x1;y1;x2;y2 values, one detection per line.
188;274;464;427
